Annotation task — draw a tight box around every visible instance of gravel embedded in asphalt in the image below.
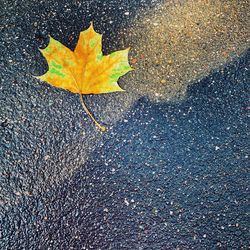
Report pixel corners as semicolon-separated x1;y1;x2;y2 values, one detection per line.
0;0;249;249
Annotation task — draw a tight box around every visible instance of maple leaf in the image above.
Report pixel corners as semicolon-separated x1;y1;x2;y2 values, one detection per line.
36;22;133;132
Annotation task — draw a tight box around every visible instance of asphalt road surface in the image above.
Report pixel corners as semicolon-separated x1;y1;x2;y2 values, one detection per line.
1;0;249;249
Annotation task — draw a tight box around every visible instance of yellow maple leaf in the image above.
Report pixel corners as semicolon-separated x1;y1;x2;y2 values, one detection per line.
36;22;133;132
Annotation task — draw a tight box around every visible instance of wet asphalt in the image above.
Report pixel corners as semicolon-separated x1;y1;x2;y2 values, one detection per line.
1;0;249;249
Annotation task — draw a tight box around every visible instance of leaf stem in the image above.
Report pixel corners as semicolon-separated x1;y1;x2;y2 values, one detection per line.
79;94;107;132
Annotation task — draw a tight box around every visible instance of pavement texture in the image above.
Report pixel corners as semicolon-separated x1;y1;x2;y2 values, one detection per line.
0;0;250;249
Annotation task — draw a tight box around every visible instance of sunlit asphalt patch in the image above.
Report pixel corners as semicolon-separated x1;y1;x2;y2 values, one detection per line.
122;0;250;102
97;0;250;125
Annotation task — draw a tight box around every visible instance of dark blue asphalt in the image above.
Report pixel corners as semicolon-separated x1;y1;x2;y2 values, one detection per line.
2;50;249;249
1;0;249;249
